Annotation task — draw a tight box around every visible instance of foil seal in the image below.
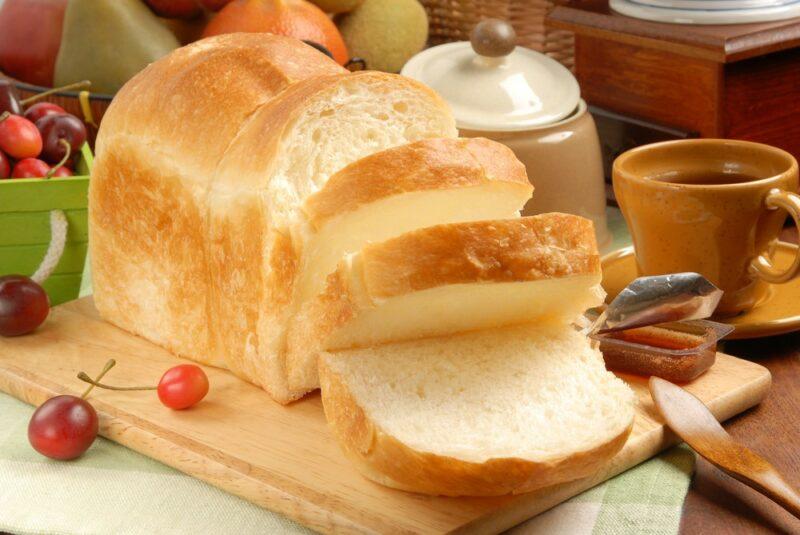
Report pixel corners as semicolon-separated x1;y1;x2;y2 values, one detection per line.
594;273;723;334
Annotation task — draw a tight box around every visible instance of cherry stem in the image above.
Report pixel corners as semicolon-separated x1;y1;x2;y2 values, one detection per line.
20;80;92;106
44;140;72;179
0;111;9;123
77;373;156;391
81;359;116;399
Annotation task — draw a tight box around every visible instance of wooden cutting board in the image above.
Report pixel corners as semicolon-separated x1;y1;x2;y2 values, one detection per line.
0;297;771;535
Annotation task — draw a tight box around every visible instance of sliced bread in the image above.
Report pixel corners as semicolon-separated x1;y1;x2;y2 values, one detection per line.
319;324;636;496
286;214;605;392
294;137;532;305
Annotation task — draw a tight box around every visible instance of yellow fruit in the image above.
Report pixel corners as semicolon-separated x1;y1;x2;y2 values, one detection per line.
309;0;363;14
337;0;428;73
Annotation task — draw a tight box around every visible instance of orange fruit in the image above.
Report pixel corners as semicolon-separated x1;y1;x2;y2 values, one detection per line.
202;0;349;65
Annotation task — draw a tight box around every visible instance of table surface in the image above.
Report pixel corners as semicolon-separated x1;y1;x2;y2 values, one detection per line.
547;0;800;62
679;228;800;534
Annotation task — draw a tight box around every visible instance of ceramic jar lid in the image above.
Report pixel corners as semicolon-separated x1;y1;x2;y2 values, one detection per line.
401;19;581;132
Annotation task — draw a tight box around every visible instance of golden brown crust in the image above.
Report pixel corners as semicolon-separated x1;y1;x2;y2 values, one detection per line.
91;136;220;365
302;138;531;228
358;214;600;299
97;34;344;173
319;357;633;496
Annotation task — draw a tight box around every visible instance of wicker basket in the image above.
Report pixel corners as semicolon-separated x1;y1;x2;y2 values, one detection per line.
420;0;574;69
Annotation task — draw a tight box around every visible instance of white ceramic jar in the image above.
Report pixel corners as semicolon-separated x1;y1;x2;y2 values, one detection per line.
402;19;611;250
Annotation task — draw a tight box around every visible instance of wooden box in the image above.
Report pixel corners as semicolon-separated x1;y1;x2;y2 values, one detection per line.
547;1;800;161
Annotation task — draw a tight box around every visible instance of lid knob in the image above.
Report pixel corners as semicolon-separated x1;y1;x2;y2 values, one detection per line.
470;19;516;58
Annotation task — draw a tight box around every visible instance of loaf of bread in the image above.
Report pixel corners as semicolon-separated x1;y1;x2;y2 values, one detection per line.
91;34;346;370
91;34;635;497
92;34;469;403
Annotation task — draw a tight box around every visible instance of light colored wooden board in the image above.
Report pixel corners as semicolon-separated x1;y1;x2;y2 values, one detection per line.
0;297;771;535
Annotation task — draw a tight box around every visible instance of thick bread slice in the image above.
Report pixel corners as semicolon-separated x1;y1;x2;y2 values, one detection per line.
209;71;457;403
90;34;345;367
286;214;604;392
295;137;532;304
319;324;635;496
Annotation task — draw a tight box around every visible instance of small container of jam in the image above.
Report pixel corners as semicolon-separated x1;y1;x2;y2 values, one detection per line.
590;320;734;382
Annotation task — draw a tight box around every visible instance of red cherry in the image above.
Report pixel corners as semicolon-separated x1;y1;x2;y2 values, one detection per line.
50;165;72;177
157;364;209;410
35;113;87;164
0;114;42;159
12;158;49;178
24;102;66;124
28;395;98;460
0;149;10;178
0;275;49;336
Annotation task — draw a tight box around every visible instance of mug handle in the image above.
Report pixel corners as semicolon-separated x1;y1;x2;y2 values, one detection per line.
750;188;800;284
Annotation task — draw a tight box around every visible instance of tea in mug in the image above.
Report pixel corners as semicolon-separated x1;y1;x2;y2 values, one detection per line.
650;170;760;185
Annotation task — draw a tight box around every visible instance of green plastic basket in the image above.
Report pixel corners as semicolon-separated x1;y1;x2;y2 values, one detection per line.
0;144;92;305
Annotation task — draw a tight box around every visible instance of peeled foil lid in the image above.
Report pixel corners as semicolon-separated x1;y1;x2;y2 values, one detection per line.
401;42;581;132
596;273;723;333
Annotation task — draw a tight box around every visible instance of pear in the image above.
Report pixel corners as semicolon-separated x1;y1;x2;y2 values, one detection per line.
54;0;180;94
337;0;427;73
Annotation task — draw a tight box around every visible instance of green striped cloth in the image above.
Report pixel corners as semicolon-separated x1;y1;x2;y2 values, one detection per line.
0;209;697;534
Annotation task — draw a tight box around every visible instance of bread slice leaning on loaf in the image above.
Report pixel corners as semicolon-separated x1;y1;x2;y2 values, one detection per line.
293;137;533;306
286;214;605;392
319;324;635;496
207;71;457;403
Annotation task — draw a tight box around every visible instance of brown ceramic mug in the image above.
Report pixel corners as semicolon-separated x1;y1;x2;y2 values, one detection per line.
613;139;800;317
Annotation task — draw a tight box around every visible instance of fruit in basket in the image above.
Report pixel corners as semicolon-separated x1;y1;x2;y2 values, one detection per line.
0;0;67;87
202;0;349;65
0;114;42;160
144;0;203;19
308;0;362;14
0;275;49;336
28;395;98;460
0;80;23;116
0;150;9;179
24;102;67;124
50;165;73;178
336;0;428;73
35;113;87;164
53;0;180;94
11;158;50;178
